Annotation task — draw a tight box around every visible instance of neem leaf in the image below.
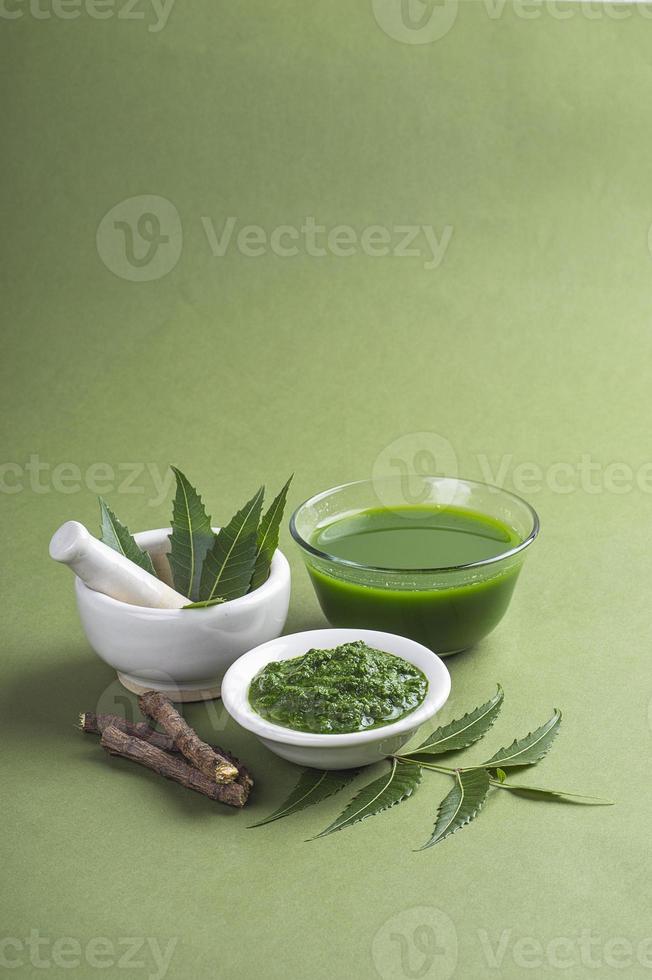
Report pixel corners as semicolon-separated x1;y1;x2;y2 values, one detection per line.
249;475;292;592
479;710;562;771
249;768;358;828
418;768;490;850
310;759;421;840
493;781;613;806
403;685;503;759
198;487;264;602
99;497;156;576
183;597;225;609
167;467;214;602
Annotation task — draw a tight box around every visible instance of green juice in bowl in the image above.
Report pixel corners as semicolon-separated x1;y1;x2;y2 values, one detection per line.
290;478;539;655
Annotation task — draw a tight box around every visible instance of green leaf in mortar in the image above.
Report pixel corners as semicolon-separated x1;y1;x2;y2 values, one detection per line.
168;467;214;602
99;497;156;576
249;475;292;592
310;759;421;840
199;486;264;602
249;768;358;828
418;768;490;850
183;597;225;609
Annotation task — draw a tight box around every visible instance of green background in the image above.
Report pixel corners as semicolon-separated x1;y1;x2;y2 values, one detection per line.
3;2;652;977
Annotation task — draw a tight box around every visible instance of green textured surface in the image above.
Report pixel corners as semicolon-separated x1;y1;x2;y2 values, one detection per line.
2;2;652;978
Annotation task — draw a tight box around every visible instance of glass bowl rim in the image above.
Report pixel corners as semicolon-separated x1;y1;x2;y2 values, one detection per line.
289;476;540;574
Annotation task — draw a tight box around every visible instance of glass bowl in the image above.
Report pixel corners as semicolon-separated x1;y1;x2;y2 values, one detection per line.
289;476;539;656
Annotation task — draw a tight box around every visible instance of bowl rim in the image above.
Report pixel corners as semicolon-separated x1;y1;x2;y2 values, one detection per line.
74;526;289;616
289;476;540;574
220;628;452;747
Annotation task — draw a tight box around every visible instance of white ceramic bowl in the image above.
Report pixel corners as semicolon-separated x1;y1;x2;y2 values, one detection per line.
74;527;291;701
221;628;451;769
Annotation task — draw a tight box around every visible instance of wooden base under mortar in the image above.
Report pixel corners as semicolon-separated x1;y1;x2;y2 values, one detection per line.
117;671;222;703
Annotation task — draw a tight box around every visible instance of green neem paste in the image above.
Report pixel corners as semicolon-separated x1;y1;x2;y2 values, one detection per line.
307;506;524;654
248;640;428;734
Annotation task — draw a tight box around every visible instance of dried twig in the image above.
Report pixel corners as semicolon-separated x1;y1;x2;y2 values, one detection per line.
100;725;249;808
80;711;253;791
138;691;239;784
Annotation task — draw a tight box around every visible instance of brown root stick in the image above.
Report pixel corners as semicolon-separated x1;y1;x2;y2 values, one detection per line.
81;711;253;791
99;725;249;808
138;691;238;784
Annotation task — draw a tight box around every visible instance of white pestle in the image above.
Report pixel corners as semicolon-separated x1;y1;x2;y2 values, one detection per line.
49;520;189;609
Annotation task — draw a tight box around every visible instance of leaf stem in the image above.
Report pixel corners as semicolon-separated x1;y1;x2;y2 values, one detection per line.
394;756;454;776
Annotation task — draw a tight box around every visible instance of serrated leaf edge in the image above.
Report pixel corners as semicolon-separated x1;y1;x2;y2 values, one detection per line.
200;487;264;602
249;769;356;828
417;769;490;850
250;475;292;591
99;497;155;575
479;709;562;770
405;684;503;756
310;759;420;840
168;466;213;600
251;771;331;827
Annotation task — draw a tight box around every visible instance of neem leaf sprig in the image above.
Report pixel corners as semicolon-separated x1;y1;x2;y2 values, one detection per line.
99;468;292;605
252;688;613;849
